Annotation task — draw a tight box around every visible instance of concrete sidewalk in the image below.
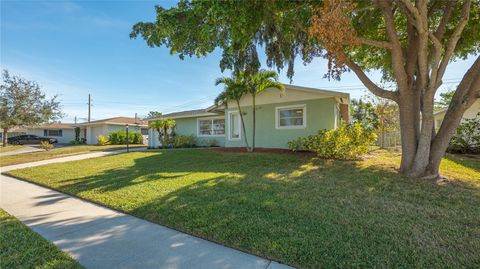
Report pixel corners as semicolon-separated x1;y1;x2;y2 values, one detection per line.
0;153;292;269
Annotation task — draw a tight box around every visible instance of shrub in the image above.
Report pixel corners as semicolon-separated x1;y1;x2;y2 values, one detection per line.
288;123;377;160
69;140;83;145
287;137;307;152
447;115;480;154
108;130;143;145
39;141;53;151
174;135;196;148
97;135;108;146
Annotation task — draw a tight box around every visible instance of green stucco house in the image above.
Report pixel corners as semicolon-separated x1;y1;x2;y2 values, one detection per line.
147;84;350;149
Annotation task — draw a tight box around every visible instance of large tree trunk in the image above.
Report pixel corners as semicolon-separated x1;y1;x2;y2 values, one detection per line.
397;58;480;179
2;128;8;147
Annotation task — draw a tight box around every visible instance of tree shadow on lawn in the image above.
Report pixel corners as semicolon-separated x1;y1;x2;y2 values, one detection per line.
45;150;480;268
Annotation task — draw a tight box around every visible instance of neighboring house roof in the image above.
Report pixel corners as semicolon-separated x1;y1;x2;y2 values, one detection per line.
75;117;147;127
434;106;449;115
29;123;75;129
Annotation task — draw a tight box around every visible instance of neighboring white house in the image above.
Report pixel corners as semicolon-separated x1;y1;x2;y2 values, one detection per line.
26;123;76;144
75;117;148;145
434;98;480;128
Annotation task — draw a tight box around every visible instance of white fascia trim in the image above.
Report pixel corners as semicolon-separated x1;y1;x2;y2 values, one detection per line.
75;122;147;127
284;84;350;99
227;110;241;141
275;104;307;130
197;116;226;137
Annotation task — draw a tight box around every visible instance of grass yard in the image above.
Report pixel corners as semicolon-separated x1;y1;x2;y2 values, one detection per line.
0;145;24;153
0;209;83;269
0;144;145;167
6;149;480;268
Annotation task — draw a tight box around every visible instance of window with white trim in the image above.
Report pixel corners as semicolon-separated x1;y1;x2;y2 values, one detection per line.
198;118;225;136
229;112;241;140
276;105;306;129
44;129;63;136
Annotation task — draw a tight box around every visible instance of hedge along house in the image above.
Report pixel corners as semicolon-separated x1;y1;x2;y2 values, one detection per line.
25;123;75;144
75;117;148;145
148;84;350;149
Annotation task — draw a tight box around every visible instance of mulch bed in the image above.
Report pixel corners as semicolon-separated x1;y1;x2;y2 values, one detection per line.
209;147;316;157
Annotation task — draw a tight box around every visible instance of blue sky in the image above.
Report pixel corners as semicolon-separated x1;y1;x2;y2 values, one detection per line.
1;0;475;123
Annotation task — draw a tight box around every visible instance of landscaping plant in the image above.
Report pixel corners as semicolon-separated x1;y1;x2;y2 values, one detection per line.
447;114;480;154
288;123;377;160
108;130;143;145
174;135;195;148
149;118;176;148
39;141;53;151
96;135;108;146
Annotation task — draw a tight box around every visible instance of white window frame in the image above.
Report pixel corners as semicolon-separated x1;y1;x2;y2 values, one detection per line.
197;117;225;137
47;129;62;136
275;104;307;129
228;111;241;141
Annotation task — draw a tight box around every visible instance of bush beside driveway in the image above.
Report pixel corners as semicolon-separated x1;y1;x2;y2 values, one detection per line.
6;149;480;268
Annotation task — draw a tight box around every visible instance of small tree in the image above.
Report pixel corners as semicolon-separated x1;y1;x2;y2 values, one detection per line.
350;99;379;130
149;118;176;148
0;70;62;147
215;74;250;150
147;111;162;119
368;96;400;148
245;70;284;151
434;90;455;111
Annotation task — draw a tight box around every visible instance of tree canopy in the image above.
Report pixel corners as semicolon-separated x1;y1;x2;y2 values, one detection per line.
0;70;62;146
132;0;480;179
131;0;480;81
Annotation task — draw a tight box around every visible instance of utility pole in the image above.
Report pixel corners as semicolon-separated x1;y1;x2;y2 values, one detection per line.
87;94;92;122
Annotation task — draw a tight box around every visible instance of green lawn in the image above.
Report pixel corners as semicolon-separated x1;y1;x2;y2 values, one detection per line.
0;209;83;269
6;149;480;268
0;145;24;153
0;144;145;167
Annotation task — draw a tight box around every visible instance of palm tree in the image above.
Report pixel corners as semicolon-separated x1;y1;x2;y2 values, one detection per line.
215;75;250;150
149;118;176;148
245;70;284;151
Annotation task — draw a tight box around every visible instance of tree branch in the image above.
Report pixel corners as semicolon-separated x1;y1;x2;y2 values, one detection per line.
375;0;409;92
357;37;392;49
435;0;472;88
434;0;455;40
394;0;423;30
344;57;399;101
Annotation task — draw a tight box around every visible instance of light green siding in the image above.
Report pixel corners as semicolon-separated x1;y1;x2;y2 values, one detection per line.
174;116;226;147
225;98;337;149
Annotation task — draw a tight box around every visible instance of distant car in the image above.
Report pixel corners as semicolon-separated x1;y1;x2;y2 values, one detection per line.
7;135;58;145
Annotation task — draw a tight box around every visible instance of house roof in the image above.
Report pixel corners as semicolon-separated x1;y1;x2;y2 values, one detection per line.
148;109;221;121
29;123;75;129
147;84;350;121
283;84;350;99
76;117;147;127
